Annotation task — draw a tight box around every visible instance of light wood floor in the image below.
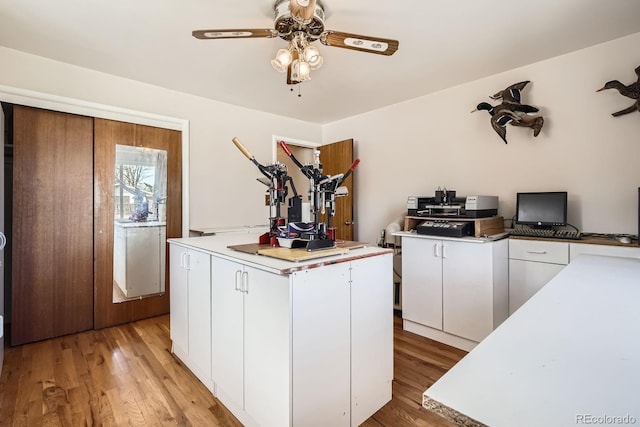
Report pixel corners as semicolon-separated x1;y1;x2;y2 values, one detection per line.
0;315;466;426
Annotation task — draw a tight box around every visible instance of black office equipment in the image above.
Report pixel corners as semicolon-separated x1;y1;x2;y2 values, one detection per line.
510;227;581;240
515;191;568;227
416;220;473;238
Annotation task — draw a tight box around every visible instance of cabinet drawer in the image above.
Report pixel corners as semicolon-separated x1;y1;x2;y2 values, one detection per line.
509;239;569;265
569;243;640;262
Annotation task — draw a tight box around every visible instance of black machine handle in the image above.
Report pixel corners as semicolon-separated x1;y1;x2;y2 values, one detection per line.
232;136;273;180
279;140;361;185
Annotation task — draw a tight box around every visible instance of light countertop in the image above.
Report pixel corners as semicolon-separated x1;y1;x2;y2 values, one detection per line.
423;254;640;427
169;232;392;275
393;230;509;243
189;224;269;236
115;220;166;228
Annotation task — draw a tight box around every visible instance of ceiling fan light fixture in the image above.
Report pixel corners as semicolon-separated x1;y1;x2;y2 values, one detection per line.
298;61;311;80
271;48;293;73
309;55;323;70
192;0;399;85
271;59;287;73
302;45;320;63
291;59;311;82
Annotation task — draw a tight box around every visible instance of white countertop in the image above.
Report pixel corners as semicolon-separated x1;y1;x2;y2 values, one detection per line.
115;220;166;228
393;230;509;243
189;224;269;236
169;232;392;275
423;254;640;427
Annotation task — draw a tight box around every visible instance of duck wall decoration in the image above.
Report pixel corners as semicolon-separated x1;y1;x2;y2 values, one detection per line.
472;81;544;144
597;65;640;117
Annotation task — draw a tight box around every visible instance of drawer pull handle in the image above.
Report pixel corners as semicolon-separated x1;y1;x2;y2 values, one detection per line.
527;250;548;254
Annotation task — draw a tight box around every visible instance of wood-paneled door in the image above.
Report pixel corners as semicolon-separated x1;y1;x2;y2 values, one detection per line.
319;139;355;241
11;106;94;345
94;118;182;329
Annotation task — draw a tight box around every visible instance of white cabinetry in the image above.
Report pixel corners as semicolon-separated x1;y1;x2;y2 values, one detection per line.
402;237;443;330
290;262;351;426
509;239;640;315
210;253;393;427
508;239;568;315
211;256;289;427
570;243;640;261
114;222;166;297
349;255;394;425
169;236;394;427
443;240;508;343
169;244;212;390
401;235;508;350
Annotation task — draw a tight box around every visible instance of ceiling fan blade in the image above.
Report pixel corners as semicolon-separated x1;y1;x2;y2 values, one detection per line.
290;0;316;22
320;31;399;56
192;29;278;40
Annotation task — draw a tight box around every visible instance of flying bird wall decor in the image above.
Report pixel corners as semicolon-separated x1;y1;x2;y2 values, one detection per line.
597;65;640;117
472;81;544;144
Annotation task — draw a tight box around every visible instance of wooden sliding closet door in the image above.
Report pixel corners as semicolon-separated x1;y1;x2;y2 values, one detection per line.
12;106;94;345
93;118;182;329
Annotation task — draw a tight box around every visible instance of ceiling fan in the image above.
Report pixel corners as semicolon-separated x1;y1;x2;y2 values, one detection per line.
192;0;399;85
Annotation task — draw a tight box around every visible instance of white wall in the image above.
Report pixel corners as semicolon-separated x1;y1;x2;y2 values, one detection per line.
324;33;640;245
0;46;322;233
3;31;640;244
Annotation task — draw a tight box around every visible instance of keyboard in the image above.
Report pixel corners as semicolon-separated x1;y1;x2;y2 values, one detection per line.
510;228;582;240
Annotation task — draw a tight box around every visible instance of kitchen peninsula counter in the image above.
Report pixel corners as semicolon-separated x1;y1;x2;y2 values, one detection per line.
168;232;394;427
423;254;640;427
169;233;392;274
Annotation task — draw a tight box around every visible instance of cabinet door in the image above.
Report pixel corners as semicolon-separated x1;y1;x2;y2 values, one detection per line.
509;259;565;315
187;249;212;380
125;227;163;297
401;237;443;330
291;263;351;427
244;265;290;427
351;254;393;426
211;256;244;412
169;244;188;354
442;241;493;342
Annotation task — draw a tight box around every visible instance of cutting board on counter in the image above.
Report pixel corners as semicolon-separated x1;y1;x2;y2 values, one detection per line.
257;246;348;262
228;240;368;262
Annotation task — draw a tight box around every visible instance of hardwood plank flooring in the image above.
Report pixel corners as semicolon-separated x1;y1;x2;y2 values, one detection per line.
0;315;466;426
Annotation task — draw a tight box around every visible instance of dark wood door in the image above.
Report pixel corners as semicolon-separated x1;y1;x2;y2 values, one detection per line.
12;106;94;345
319;139;355;241
93;118;182;329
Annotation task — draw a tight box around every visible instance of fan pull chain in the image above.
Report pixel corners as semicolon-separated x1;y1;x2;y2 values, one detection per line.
290;84;303;97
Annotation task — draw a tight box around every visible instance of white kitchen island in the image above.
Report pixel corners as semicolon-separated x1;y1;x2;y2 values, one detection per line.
423;254;640;427
168;232;394;427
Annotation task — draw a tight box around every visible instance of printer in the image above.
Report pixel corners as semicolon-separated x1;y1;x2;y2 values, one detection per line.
407;193;498;218
464;195;499;218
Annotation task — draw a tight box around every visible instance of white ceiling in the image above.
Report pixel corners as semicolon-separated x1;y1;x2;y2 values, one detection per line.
2;0;640;124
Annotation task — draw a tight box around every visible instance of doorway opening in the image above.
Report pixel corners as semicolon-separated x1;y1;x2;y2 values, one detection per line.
272;135;320;219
